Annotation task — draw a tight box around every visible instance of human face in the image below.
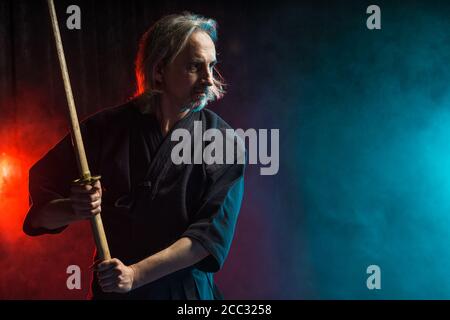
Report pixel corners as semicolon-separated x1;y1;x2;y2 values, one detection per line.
160;31;217;112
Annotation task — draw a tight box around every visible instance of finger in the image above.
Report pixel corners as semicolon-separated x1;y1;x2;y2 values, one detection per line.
71;188;101;200
91;181;102;197
71;207;101;218
92;180;101;190
71;184;96;193
71;199;101;210
70;191;101;201
97;269;120;280
98;275;118;286
72;205;101;215
72;199;101;211
98;277;119;287
86;207;102;217
96;259;119;272
70;193;101;204
72;203;101;215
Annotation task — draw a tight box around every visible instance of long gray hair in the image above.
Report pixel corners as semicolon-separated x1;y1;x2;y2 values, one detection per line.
134;12;225;110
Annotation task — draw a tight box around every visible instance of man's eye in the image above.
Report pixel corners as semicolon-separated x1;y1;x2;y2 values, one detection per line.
188;64;198;72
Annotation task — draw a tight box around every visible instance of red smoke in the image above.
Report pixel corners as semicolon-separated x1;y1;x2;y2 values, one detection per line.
0;92;94;299
0;150;27;243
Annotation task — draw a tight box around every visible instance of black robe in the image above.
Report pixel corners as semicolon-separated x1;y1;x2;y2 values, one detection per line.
23;99;246;300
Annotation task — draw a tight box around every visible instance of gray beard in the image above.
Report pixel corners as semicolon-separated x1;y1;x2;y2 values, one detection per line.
181;90;215;112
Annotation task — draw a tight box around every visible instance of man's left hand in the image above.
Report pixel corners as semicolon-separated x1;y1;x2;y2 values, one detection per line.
95;258;137;293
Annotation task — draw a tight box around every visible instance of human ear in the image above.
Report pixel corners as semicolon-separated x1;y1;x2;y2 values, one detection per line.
153;61;164;85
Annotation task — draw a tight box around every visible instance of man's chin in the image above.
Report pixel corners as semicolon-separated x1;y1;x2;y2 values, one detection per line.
181;98;210;112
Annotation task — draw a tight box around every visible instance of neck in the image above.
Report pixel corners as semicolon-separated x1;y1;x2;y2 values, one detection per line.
156;95;190;136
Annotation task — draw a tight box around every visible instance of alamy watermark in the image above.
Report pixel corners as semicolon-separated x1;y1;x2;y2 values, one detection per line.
366;264;381;290
171;121;280;176
66;5;81;30
66;264;81;290
366;5;381;30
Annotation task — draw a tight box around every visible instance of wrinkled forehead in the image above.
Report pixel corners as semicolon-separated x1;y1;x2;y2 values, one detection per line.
183;31;217;62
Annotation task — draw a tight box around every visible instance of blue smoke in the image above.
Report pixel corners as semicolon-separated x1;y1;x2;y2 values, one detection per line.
249;0;450;298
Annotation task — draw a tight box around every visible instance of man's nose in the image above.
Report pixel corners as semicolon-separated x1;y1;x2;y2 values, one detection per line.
202;69;214;86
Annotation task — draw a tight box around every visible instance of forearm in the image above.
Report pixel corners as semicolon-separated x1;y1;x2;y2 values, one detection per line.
31;198;75;230
131;237;209;289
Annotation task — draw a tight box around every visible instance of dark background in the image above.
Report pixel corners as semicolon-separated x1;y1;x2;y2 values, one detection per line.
1;0;450;299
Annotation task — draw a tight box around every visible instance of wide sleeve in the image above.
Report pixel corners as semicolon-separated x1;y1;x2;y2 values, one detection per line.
23;134;78;236
23;117;101;236
182;162;245;273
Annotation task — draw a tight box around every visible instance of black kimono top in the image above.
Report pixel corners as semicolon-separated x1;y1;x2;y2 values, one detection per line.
23;99;246;300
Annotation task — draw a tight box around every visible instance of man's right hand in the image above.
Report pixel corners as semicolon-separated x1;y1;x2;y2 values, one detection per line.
69;180;102;221
29;180;103;230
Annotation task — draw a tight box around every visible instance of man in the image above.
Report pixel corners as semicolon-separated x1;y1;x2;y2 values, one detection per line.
23;12;245;300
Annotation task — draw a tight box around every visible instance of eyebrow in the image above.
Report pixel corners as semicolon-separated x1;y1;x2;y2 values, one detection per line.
191;58;217;65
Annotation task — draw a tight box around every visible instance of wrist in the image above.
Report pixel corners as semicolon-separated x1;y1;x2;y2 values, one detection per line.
130;264;141;290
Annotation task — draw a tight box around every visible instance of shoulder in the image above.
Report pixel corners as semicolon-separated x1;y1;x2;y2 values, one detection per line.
80;99;137;130
200;108;245;155
200;108;234;131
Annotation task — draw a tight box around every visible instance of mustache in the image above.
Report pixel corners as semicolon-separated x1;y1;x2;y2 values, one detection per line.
193;87;210;94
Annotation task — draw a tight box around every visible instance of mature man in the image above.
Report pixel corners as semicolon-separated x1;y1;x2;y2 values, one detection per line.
23;12;245;300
